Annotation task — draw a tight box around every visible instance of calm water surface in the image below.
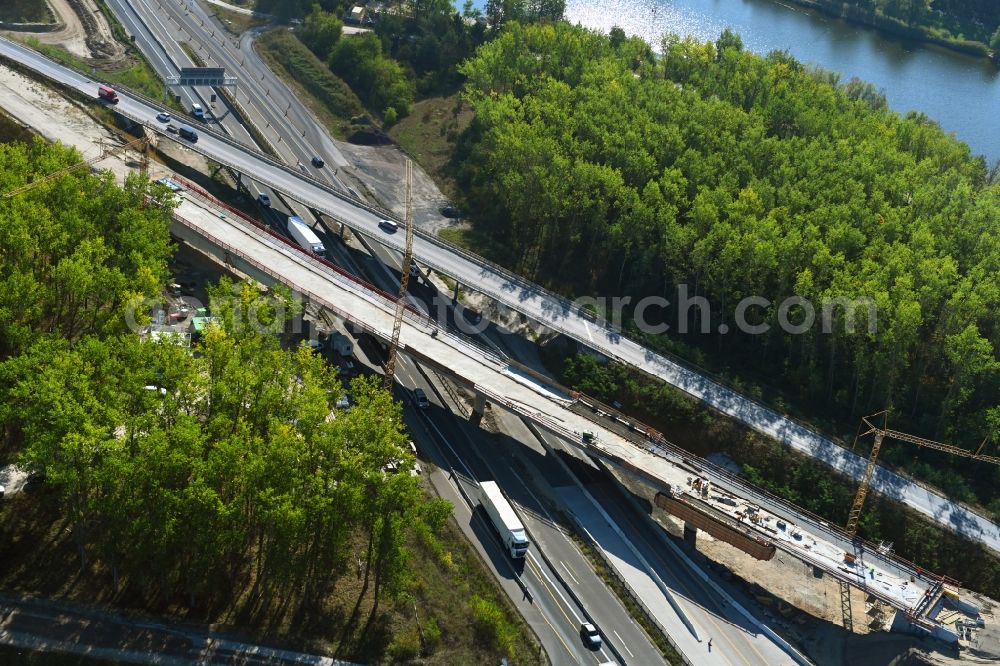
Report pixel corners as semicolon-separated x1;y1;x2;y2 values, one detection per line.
478;0;1000;160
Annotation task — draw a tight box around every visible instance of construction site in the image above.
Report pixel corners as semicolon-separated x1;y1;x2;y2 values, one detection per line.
2;5;1000;662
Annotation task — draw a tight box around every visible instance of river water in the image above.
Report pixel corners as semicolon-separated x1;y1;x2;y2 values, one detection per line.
518;0;1000;161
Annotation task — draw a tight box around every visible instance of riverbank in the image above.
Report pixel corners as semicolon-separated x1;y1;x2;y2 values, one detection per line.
783;0;996;61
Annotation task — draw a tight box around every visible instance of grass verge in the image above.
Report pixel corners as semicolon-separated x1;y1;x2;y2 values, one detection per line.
387;94;472;202
0;0;53;23
254;29;363;139
208;4;269;36
0;109;34;144
20;38;176;108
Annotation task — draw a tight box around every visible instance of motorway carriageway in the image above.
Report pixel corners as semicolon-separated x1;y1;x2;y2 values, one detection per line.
166;181;881;666
0;33;950;644
2;35;998;559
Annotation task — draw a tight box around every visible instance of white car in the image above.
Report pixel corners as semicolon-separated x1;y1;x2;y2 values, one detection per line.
156;111;171;123
580;623;602;649
409;440;422;475
191;103;204;119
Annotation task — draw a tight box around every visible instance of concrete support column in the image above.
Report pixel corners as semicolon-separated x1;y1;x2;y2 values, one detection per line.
452;280;460;305
468;392;488;427
683;522;698;547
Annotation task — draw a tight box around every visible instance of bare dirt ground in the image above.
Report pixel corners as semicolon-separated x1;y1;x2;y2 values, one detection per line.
1;0;124;62
335;141;453;232
0;63;207;182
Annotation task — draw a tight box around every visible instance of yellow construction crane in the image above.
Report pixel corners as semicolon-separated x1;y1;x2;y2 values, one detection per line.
838;410;998;632
846;410;998;536
3;135;149;198
382;158;414;391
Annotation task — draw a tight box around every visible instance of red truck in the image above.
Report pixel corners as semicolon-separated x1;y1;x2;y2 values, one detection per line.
97;85;119;103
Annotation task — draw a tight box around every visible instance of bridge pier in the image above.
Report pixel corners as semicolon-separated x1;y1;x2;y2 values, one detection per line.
683;522;698;547
469;392;488;427
452;279;460;305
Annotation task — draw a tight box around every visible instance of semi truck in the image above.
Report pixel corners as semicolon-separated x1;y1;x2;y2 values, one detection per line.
97;85;118;103
479;481;529;558
328;332;353;357
287;216;325;255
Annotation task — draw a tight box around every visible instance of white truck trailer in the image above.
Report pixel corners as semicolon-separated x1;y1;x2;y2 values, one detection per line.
479;480;529;558
287;216;325;255
328;332;353;357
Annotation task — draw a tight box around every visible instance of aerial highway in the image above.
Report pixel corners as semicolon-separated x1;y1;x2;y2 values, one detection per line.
490;408;796;665
159;164;946;642
106;0;347;190
1;33;991;559
0;34;975;633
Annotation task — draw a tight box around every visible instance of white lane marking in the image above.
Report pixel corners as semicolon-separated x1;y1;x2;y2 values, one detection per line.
561;560;580;585
613;630;633;659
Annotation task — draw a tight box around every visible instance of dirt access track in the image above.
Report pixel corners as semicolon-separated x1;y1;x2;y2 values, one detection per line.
1;0;124;62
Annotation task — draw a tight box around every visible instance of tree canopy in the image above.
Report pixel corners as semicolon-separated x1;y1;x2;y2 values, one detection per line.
457;23;1000;499
0;139;173;359
2;279;446;633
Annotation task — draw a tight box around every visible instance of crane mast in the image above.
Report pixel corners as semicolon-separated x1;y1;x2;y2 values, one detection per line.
382;158;413;391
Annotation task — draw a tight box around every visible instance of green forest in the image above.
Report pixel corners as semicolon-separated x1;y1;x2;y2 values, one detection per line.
457;23;1000;505
0;139;535;663
274;0;566;122
791;0;1000;55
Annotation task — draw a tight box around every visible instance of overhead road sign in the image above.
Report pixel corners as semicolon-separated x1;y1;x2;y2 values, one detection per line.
166;67;238;88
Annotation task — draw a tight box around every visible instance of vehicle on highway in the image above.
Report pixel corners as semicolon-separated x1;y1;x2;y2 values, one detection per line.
440;205;461;218
287;215;325;255
479;480;530;558
97;85;118;103
328;332;353;357
166;123;178;134
409;260;419;278
178;125;198;142
379;218;398;233
257;193;271;208
580;623;602;649
156;111;171;123
413;388;430;409
311;155;325;168
408;440;422;475
191;103;204;120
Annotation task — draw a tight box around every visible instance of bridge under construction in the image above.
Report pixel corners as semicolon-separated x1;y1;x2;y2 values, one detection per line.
169;178;970;643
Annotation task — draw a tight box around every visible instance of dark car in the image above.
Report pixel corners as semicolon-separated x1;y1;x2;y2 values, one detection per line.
379;218;399;233
311;155;325;168
440;205;462;218
257;193;271;208
580;623;602;649
166;123;178;134
413;388;430;409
